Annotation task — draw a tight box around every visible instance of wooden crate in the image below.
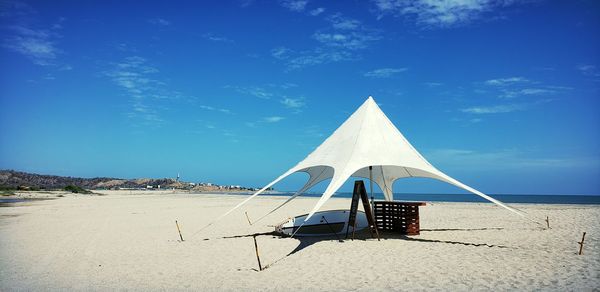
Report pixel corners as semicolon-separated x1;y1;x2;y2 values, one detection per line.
374;201;426;235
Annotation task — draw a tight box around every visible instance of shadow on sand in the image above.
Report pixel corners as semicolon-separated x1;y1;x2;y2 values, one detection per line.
420;227;505;232
209;227;509;271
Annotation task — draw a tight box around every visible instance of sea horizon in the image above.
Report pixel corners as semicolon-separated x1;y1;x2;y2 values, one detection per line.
207;191;600;205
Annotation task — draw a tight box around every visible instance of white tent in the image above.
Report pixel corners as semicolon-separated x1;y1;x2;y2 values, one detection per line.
203;96;527;231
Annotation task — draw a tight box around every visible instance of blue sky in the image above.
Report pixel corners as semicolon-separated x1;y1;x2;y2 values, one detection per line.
0;0;599;195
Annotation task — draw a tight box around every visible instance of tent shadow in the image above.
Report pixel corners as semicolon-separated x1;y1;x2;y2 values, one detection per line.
263;231;375;270
216;228;510;271
218;230;363;270
286;234;346;256
380;231;510;249
220;231;346;257
215;231;342;271
420;227;505;232
220;231;281;239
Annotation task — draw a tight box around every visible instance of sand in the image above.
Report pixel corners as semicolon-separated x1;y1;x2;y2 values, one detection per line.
1;191;598;291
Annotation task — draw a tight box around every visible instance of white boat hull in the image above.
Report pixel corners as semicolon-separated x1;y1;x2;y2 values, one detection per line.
275;209;368;237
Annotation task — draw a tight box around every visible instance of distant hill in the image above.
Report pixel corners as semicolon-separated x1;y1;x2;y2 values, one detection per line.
0;170;255;192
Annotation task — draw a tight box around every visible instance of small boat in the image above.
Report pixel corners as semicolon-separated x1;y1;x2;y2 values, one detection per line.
275;209;368;237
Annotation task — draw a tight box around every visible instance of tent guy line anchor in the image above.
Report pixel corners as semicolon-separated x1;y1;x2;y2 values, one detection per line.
175;220;184;242
252;235;262;271
578;232;586;255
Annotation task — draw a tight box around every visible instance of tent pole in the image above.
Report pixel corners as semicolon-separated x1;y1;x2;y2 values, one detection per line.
369;166;374;209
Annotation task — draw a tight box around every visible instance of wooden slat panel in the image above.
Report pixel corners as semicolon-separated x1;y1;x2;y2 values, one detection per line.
373;201;425;235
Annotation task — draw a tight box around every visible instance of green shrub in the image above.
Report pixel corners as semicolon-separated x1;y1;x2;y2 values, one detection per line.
64;185;92;194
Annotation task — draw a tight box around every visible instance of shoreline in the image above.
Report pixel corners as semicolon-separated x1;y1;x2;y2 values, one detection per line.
2;190;599;206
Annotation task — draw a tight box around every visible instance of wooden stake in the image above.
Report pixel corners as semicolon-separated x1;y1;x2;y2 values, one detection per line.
245;211;253;225
545;216;550;229
175;220;184;242
578;232;586;255
253;235;262;271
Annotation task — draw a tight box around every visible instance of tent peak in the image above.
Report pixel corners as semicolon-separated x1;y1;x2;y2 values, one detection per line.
364;96;378;109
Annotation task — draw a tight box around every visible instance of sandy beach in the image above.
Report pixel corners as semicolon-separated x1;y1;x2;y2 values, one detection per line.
1;191;598;291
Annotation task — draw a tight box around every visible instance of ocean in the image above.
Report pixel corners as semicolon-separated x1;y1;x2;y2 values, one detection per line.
2;193;599;205
227;192;600;205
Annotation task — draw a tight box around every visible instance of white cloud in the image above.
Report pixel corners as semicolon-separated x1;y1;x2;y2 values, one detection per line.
198;105;214;110
482;76;571;99
364;67;408;78
106;56;178;125
423;82;443;87
312;31;379;50
273;82;298;89
272;13;381;70
426;148;600;170
500;88;558;98
328;13;361;30
519;88;555;95
577;64;600;77
372;0;525;28
202;33;234;43
1;3;67;66
239;0;255;8
461;104;525;114
198;105;232;114
115;43;138;53
148;18;170;26
279;0;308;12
263;116;285;123
280;97;305;109
452;76;568;119
313;14;381;50
225;85;273;99
3;24;62;66
577;64;595;73
484;77;529;86
271;46;355;70
271;47;292;59
309;7;325;16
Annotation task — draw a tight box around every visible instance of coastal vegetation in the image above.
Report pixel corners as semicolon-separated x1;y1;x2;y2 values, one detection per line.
64;185;92;194
0;170;258;192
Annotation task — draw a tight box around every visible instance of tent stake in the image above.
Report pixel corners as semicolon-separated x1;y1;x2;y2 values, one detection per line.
175;220;184;242
253;235;263;271
578;232;586;255
545;216;550;229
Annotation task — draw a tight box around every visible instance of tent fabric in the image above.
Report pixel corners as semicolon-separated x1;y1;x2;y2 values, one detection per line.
205;96;527;231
